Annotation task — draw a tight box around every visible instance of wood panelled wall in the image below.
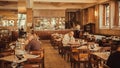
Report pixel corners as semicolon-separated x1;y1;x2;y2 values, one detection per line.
88;7;95;23
33;9;65;17
82;9;88;25
99;29;120;36
82;0;120;36
26;8;33;32
82;7;95;25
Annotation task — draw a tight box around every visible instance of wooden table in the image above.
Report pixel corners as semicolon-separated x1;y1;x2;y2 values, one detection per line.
77;46;88;49
92;52;110;61
0;54;39;63
0;54;40;68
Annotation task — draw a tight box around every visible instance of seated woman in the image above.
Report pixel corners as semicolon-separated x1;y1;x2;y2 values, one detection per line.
106;45;120;68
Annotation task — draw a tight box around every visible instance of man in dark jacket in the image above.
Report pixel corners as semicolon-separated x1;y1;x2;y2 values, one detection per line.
106;45;120;68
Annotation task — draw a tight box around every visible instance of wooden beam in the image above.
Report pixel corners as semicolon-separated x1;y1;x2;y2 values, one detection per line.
18;0;26;13
33;2;95;9
26;0;34;8
0;6;17;10
0;0;17;1
34;0;97;3
98;0;110;3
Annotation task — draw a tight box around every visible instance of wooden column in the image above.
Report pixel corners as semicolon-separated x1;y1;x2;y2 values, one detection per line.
26;8;33;32
26;0;33;32
18;0;27;31
18;0;26;14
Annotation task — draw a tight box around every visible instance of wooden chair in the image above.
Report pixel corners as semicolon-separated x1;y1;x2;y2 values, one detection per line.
0;51;13;68
95;47;111;67
89;54;101;68
70;49;90;68
23;64;40;68
57;41;63;54
103;64;110;68
0;51;12;57
100;47;111;52
61;46;71;61
24;49;44;68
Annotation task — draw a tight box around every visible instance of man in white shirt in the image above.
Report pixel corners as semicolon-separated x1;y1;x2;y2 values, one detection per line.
62;31;75;46
61;31;75;61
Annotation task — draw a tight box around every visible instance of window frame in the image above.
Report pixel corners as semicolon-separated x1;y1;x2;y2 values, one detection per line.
99;3;110;29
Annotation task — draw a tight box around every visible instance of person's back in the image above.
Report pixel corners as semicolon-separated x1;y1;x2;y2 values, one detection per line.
27;39;41;51
106;45;120;68
25;34;41;51
106;51;120;68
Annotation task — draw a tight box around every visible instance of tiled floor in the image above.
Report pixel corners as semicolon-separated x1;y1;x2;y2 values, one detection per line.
41;40;71;68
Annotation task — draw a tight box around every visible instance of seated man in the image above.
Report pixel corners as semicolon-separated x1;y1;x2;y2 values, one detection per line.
62;31;75;46
106;45;120;68
61;31;75;60
25;34;41;51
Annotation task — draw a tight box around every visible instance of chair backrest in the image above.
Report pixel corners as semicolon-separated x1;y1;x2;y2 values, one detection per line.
89;54;100;68
103;64;110;68
28;49;44;63
100;47;111;52
78;49;90;61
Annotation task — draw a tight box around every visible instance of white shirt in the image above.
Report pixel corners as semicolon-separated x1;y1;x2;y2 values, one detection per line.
62;33;75;46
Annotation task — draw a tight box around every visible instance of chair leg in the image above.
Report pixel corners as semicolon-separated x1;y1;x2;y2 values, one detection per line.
66;51;70;61
73;63;75;68
70;57;73;68
88;62;92;68
77;63;80;68
42;59;44;68
85;63;87;68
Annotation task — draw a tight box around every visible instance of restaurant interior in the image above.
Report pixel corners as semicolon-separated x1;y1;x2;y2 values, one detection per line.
0;0;120;68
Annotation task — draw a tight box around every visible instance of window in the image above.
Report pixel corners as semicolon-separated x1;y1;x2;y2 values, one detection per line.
99;4;110;29
105;4;110;26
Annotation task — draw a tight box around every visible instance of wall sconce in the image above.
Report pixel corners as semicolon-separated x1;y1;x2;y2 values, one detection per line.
95;11;98;16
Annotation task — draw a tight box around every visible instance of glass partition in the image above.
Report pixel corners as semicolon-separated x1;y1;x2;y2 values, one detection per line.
34;17;65;30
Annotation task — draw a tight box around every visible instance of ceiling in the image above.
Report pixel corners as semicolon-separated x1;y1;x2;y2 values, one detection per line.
0;0;109;10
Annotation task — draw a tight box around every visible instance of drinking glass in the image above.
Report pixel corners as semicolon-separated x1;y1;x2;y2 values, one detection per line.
11;61;17;68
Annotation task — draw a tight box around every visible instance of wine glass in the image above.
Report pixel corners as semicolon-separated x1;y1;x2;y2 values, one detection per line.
11;62;17;68
10;45;15;50
10;45;15;55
